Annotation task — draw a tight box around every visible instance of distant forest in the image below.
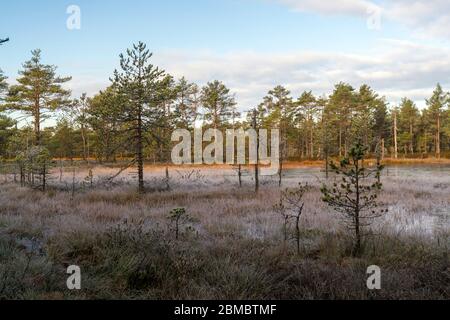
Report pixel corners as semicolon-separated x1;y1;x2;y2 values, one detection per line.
1;43;449;164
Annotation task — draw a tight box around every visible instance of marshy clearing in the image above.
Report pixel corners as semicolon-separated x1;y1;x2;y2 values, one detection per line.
0;164;448;299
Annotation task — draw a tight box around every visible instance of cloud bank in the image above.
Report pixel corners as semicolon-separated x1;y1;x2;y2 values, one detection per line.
71;39;449;112
273;0;450;39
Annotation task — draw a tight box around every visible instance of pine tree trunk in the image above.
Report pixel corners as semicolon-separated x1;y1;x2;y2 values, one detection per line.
252;111;259;193
354;217;361;256
137;111;144;194
324;119;329;179
393;112;398;159
81;125;87;161
278;156;283;187
238;164;242;188
436;115;441;159
279;133;284;188
87;135;90;163
278;121;284;188
376;139;382;184
424;131;428;155
34;101;41;146
354;159;361;257
165;166;170;191
409;120;414;154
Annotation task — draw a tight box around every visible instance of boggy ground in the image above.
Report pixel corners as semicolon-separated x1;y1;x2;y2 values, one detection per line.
0;165;448;299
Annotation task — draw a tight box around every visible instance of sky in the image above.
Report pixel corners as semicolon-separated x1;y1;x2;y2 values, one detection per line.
1;0;450;113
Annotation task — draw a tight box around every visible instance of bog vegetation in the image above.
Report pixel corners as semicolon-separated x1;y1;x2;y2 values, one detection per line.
0;42;449;300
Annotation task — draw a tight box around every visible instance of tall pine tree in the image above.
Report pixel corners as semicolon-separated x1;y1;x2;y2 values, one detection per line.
425;84;448;158
201;80;236;129
173;77;199;129
6;49;71;145
295;91;319;159
260;85;293;186
112;42;168;193
398;98;420;155
327;83;357;157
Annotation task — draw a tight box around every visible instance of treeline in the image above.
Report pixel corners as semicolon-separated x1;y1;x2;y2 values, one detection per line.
1;43;450;165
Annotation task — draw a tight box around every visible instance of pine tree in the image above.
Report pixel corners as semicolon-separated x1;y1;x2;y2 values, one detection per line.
71;94;91;161
320;97;333;177
112;42;168;193
251;108;260;193
6;49;71;145
372;99;389;157
353;85;380;151
173;77;199;129
87;87;125;163
398;98;420;155
201;80;236;129
327;83;357;157
0;69;10;152
296;91;319;159
425;84;448;158
392;107;399;159
321;141;387;256
260;85;293;186
153;74;178;162
52;119;77;160
0;115;15;158
0;69;8;102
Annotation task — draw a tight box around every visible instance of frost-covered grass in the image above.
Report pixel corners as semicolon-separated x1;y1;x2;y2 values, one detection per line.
0;165;448;299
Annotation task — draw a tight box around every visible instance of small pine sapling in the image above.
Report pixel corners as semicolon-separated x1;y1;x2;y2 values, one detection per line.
321;141;388;257
167;208;194;240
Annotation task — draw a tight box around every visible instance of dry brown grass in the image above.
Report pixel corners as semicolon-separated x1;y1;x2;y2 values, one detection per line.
0;165;448;299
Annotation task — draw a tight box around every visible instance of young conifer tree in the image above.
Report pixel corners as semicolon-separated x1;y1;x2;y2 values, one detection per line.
321;141;387;256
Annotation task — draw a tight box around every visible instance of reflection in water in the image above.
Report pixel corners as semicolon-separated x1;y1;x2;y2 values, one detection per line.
384;164;450;178
286;164;450;178
283;165;449;238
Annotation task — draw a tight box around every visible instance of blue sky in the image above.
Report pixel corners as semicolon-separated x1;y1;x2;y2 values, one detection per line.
1;0;450;111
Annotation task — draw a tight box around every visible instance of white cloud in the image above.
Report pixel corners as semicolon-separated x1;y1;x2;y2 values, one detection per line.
385;0;450;38
142;39;450;111
66;75;109;98
272;0;450;40
66;42;450;113
274;0;379;16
